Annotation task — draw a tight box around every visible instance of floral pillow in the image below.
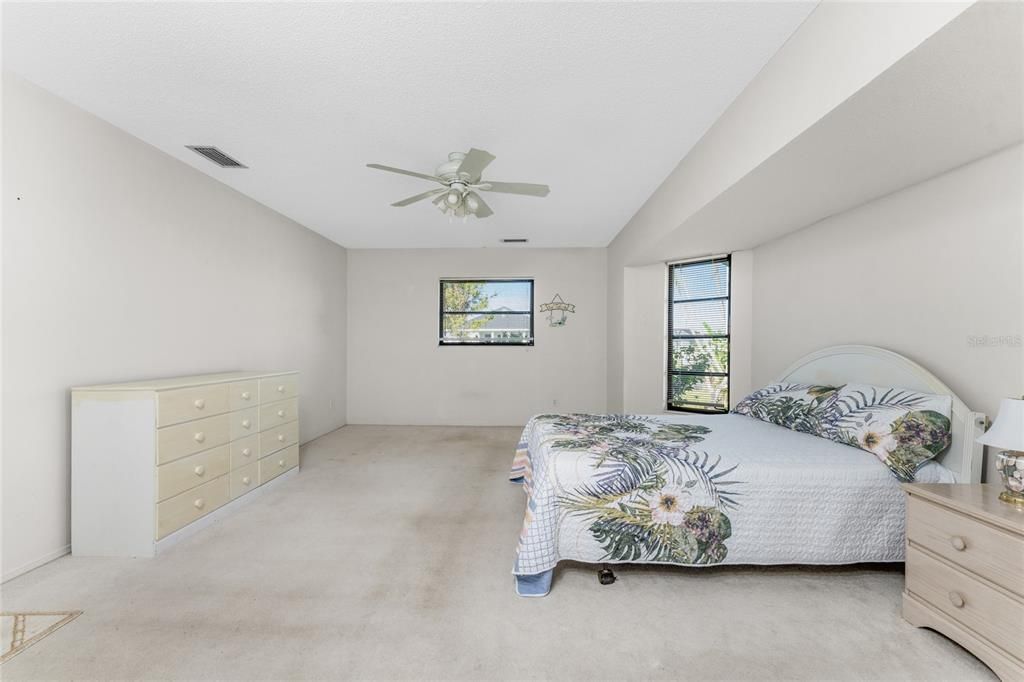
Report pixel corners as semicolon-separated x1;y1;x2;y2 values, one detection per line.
732;382;842;435
734;382;952;481
822;384;952;482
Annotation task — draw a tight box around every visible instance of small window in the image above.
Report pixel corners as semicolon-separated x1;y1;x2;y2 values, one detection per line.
667;256;730;413
439;279;534;346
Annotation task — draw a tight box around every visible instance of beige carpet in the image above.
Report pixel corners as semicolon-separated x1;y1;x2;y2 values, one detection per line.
1;425;996;680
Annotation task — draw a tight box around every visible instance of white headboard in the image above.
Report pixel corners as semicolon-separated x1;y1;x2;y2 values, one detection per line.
777;345;985;483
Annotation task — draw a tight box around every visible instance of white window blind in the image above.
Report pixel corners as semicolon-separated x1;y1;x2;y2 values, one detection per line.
667;257;730;412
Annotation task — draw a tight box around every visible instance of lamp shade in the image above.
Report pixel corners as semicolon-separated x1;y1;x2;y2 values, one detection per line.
977;398;1024;451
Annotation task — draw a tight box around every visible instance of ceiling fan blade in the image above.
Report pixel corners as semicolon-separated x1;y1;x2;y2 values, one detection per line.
455;148;496;182
391;188;447;207
367;163;445;184
477;181;550;197
467;192;494;218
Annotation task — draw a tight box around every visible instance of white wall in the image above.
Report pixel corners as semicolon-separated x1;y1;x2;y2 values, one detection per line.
347;248;606;425
607;2;970;411
1;74;348;580
752;145;1023;483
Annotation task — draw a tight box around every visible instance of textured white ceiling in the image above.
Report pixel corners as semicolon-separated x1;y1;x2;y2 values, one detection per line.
3;2;816;248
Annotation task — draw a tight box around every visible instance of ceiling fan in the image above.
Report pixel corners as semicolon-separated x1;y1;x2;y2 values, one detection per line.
367;148;550;219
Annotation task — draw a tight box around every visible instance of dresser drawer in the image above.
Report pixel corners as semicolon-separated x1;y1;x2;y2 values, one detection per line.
157;384;230;428
260;398;298;431
260;420;299;456
229;380;259;411
156;475;229;539
229;406;259;441
906;546;1024;660
157;413;231;465
230;434;259;470
229;462;259;500
907;495;1024;596
260;375;298;403
260;444;299;484
157;444;229;502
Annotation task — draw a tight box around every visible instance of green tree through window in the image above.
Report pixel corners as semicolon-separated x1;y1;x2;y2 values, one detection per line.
440;279;534;345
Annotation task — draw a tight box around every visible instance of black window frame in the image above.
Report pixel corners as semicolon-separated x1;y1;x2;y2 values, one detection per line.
666;256;731;414
438;278;535;347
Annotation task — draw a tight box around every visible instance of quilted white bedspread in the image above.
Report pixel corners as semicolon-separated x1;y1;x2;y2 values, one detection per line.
510;413;954;582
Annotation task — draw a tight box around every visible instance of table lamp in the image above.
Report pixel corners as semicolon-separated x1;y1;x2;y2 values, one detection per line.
978;397;1024;506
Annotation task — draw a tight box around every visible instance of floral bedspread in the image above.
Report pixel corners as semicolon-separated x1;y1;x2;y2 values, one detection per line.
508;412;948;591
510;414;741;577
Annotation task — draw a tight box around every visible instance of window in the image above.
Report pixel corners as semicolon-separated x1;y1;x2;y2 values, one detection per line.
439;279;534;346
667;256;730;413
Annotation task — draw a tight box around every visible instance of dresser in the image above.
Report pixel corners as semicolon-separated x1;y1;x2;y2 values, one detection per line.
71;371;300;557
903;484;1024;680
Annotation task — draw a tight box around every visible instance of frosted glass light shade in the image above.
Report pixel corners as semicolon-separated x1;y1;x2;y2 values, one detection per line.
977;398;1024;451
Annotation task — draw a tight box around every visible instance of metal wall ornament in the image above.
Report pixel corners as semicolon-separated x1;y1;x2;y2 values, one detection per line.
539;294;576;327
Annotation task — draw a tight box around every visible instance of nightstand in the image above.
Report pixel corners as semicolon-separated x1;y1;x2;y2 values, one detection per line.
903;484;1024;680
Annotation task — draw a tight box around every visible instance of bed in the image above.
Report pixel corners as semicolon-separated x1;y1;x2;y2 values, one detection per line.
509;345;986;597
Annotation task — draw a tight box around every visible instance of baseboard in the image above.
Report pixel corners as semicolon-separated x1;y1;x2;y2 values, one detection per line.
2;544;71;584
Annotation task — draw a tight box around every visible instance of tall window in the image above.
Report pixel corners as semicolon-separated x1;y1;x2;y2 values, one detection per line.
439;279;534;346
667;256;730;413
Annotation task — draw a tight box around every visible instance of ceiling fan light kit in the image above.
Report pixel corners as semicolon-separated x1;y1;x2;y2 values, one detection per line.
367;148;550;219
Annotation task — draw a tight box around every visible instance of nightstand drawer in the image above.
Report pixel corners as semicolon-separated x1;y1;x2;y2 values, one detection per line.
907;495;1024;596
906;546;1024;661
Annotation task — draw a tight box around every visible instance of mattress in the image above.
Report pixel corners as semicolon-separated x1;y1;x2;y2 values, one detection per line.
509;413;954;596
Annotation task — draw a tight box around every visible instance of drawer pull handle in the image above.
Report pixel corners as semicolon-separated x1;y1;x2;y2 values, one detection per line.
242;476;251;485
277;434;285;442
277;409;286;418
277;385;285;393
194;465;205;476
241;391;251;400
950;536;966;551
242;418;251;429
194;398;205;409
242;447;251;457
948;591;965;608
278;459;285;468
193;498;205;510
194;432;205;443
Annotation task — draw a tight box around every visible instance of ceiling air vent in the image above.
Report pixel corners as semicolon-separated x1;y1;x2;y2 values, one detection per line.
501;238;528;244
186;146;247;168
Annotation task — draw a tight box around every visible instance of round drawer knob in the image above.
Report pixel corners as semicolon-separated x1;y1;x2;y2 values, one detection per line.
193;498;205;510
277;385;285;393
241;391;251;400
242;448;251;457
194;465;205;476
277;409;286;418
277;434;285;442
948;591;965;608
950;536;966;551
194;432;205;443
242;476;251;485
242;419;251;428
193;398;205;409
278;459;285;468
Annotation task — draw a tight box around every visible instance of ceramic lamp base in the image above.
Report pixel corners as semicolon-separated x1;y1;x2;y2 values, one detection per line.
994;450;1024;507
